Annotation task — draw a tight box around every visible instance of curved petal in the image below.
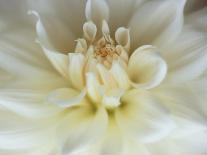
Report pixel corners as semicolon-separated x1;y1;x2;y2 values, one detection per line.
47;88;86;108
83;21;97;42
29;10;75;52
107;0;146;33
0;89;62;118
68;53;85;90
102;88;124;108
153;84;207;123
129;0;186;49
115;27;130;50
110;61;130;89
28;0;86;36
187;7;207;32
97;63;117;89
0;25;53;78
0;110;57;149
115;89;175;143
58;107;108;155
128;45;167;89
99;123;124;155
85;0;109;28
39;45;69;79
163;28;207;83
86;72;103;104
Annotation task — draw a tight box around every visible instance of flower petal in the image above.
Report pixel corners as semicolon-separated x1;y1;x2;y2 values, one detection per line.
115;27;130;50
29;10;75;52
129;0;186;49
85;0;109;27
0;110;57;149
28;0;86;36
97;63;117;89
0;89;62;118
39;45;69;79
115;89;175;143
58;107;108;155
128;45;167;89
47;88;86;108
187;7;207;32
102;88;125;108
164;28;207;83
107;0;145;32
83;21;97;42
0;26;53;77
110;61;130;89
68;53;85;90
85;72;102;104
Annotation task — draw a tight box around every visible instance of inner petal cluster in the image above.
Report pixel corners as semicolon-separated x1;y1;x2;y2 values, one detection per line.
36;18;168;109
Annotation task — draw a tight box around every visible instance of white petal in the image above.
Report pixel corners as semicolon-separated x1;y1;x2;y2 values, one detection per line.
115;89;175;143
0;26;53;77
110;61;130;89
187;7;207;32
115;27;130;50
83;21;97;42
75;38;88;53
47;88;86;108
164;28;207;83
97;63;117;89
68;53;85;90
85;0;109;27
28;0;86;36
0;89;62;118
99;124;125;155
0;110;56;149
128;45;167;89
86;72;102;104
153;84;207;123
102;20;110;36
29;11;75;51
102;89;124;108
129;0;186;49
107;0;145;33
40;45;69;79
58;107;108;155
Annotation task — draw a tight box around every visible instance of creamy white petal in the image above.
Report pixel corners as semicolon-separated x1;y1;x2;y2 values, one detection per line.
86;72;102;104
129;0;186;49
29;10;75;51
107;0;145;33
99;123;124;155
0;89;62;118
0;110;56;149
47;88;86;108
97;63;117;89
83;21;97;42
68;53;85;90
102;20;110;36
128;45;167;89
115;27;130;50
40;45;69;79
163;28;207;83
153;84;206;122
110;61;130;89
58;107;108;155
102;88;124;108
28;0;86;36
85;0;109;27
115;89;175;143
187;6;207;33
0;26;53;78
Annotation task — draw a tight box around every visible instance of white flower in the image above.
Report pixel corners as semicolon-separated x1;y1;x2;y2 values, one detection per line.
0;0;207;155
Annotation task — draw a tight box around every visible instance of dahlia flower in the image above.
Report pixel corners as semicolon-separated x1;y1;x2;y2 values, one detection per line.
0;0;207;155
